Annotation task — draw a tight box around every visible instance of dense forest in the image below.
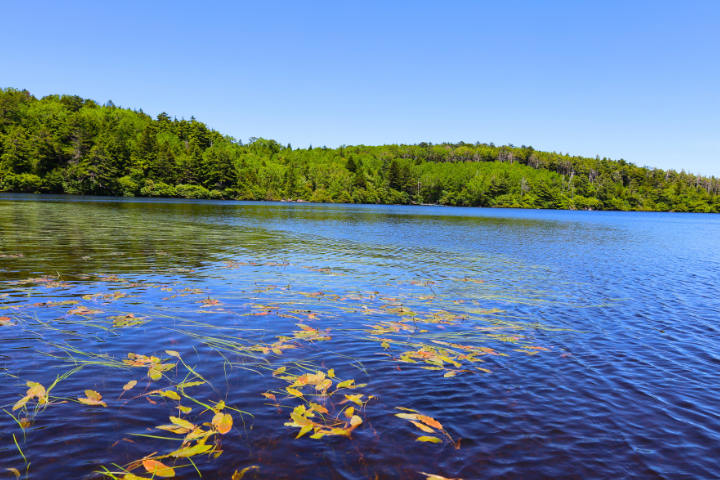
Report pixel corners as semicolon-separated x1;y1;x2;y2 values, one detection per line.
1;88;718;212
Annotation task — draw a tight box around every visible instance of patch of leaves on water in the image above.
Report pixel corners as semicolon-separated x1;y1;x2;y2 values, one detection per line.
264;366;373;440
123;353;177;381
4;260;560;480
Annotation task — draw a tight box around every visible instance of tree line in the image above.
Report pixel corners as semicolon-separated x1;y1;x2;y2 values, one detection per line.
1;88;718;213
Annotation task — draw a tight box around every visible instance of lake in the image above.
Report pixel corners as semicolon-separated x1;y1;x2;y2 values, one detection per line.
1;194;719;479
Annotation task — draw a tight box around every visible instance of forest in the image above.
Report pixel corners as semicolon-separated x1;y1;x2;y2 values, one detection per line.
1;87;718;213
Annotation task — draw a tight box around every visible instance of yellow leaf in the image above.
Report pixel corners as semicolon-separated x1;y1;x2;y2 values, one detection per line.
12;396;31;411
123;380;137;391
411;420;435;433
286;387;303;397
416;436;442;443
79;390;107;407
163;390;181;401
26;382;45;398
336;379;354;389
231;466;259;479
296;424;313;438
85;390;102;402
309;402;328;414
327;369;335;378
165;350;180;358
170;416;195;430
272;348;283;355
350;415;363;427
476;367;492;373
213;412;233;434
443;371;457;378
273;366;286;375
345;407;355;418
170;443;212;457
395;413;419;421
156;425;191;434
142;459;175;477
177;381;205;388
315;379;332;391
344;394;364;406
6;468;20;479
178;405;192;414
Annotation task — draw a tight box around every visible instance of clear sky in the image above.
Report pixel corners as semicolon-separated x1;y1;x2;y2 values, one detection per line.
2;1;719;175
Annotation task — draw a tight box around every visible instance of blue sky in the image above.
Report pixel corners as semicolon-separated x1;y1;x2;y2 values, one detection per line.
2;1;719;175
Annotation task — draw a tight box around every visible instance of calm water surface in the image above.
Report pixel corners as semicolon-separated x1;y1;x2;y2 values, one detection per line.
0;194;719;479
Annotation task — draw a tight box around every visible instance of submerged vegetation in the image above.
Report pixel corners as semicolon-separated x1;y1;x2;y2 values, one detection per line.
0;87;718;212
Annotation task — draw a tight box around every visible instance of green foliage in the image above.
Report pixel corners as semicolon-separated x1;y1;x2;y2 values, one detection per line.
1;173;42;193
0;87;718;212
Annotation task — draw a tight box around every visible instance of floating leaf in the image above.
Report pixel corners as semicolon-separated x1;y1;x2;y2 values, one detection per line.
12;396;31;411
26;382;46;399
6;469;20;479
411;420;435;433
177;381;205;388
345;407;355;418
396;413;419;421
416;436;442;443
79;390;107;407
163;390;181;401
443;371;457;378
309;402;328;414
476;367;492;373
213;412;233;434
273;366;286;375
350;415;363;427
142;459;175;477
262;392;277;402
327;369;335;378
170;416;195;430
123;380;137;391
286;387;303;397
417;415;442;429
170;443;212;457
343;394;364;406
336;379;354;389
165;350;180;357
178;405;192;414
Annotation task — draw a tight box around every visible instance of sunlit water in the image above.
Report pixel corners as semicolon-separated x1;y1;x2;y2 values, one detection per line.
0;194;719;479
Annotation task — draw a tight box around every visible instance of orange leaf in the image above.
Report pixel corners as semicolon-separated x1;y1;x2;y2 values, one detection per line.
212;412;233;434
417;415;442;430
142;459;175;477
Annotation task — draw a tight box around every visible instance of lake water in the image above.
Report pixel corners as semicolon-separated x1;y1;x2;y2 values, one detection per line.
1;194;719;479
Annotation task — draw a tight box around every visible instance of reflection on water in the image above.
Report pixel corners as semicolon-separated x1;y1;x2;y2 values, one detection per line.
1;194;719;479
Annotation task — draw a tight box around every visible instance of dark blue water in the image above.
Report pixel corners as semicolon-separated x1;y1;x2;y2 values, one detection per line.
0;194;718;479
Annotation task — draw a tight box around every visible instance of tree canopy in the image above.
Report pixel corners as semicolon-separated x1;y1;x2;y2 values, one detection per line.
1;88;718;213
